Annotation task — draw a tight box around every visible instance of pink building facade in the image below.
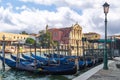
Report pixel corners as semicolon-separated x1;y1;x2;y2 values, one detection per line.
48;23;83;56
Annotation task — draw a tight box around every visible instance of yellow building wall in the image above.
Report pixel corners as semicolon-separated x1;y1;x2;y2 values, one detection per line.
83;32;101;40
0;32;29;41
0;32;30;53
83;32;101;50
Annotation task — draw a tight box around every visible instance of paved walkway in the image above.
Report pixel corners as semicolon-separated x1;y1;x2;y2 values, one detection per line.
73;57;120;80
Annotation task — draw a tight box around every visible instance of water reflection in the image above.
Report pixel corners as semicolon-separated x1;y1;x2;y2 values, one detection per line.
0;68;73;80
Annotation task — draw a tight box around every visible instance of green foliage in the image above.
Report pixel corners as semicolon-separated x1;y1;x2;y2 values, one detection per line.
20;31;28;35
26;38;35;45
39;31;57;48
39;30;44;34
53;41;59;47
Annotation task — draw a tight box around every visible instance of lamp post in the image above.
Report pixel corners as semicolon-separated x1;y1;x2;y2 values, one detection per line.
103;2;109;70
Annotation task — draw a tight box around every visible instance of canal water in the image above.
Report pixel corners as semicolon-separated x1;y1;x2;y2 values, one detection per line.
0;52;83;80
0;68;74;80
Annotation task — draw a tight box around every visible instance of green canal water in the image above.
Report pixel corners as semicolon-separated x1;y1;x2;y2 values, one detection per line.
0;53;82;80
0;68;74;80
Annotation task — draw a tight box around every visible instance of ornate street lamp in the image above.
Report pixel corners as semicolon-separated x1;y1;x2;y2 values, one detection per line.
103;2;109;70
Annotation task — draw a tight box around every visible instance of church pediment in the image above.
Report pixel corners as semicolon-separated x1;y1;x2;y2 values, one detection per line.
72;23;82;30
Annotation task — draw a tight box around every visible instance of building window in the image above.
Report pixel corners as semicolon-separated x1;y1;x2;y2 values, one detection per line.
95;35;97;38
14;36;15;39
54;32;58;37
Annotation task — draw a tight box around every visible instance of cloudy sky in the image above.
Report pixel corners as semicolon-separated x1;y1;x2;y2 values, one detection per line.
0;0;120;37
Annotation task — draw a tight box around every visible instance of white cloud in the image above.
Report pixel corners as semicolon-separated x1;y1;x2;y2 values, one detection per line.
0;0;120;37
0;5;81;33
20;0;61;5
16;5;28;10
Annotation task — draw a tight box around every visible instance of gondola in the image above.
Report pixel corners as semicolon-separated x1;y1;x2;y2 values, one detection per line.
0;55;77;75
0;55;16;68
22;53;67;65
44;53;64;58
31;54;48;62
31;53;70;64
40;63;77;75
10;54;26;62
11;54;47;66
23;53;87;70
32;53;86;70
0;55;40;71
21;54;34;60
21;54;48;65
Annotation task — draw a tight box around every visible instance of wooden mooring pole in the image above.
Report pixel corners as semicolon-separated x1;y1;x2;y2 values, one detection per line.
16;41;20;67
30;44;32;60
2;35;5;71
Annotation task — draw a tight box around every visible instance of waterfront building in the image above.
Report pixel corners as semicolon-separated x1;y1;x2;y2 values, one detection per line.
108;35;120;57
0;32;29;42
0;32;30;53
48;23;83;56
83;32;101;49
108;35;120;40
83;32;101;40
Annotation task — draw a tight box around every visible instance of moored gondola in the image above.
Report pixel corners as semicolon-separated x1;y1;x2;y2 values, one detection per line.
0;55;77;75
32;53;86;70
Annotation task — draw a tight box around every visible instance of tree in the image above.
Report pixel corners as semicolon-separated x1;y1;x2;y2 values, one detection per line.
39;31;57;48
20;31;28;35
39;30;44;34
38;25;58;48
26;38;35;45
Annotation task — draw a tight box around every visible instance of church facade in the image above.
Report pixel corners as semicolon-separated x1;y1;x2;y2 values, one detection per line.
48;23;83;56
